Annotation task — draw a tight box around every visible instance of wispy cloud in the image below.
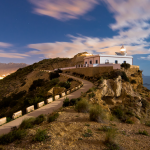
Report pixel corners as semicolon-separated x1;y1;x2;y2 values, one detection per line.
140;55;150;60
0;42;12;48
0;52;29;59
28;0;150;58
29;0;98;20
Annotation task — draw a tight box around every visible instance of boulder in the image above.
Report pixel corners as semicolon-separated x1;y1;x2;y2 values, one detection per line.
48;87;66;96
100;80;115;97
129;116;140;124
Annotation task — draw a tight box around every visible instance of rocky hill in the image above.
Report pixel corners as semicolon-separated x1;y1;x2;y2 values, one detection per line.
0;54;150;149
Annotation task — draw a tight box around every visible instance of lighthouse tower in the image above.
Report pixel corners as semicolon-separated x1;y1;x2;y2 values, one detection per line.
120;45;127;56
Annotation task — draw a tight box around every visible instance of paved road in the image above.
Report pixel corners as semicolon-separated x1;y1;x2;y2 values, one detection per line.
0;74;93;136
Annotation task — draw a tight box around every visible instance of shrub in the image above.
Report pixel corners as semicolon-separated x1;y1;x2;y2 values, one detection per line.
58;81;71;89
50;78;59;86
82;129;92;137
20;118;35;129
89;105;107;122
67;78;73;82
54;69;62;73
48;112;59;122
145;121;150;127
49;72;60;80
0;129;26;145
138;130;149;136
131;80;136;84
33;129;49;142
63;97;70;107
70;98;78;106
98;126;113;132
7;117;12;123
88;92;95;98
113;107;124;120
29;79;45;91
25;96;44;106
98;77;104;84
34;114;46;125
104;127;119;150
142;99;149;109
75;99;90;113
121;71;129;82
121;63;130;70
126;119;134;124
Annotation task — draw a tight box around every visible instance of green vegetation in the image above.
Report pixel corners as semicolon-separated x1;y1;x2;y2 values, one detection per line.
83;129;92;137
89;104;107;123
47;112;59;123
58;81;71;89
63;97;70;107
0;129;27;145
20;118;35;129
49;72;60;80
141;99;149;109
88;92;95;99
86;87;97;93
121;62;130;70
67;78;74;82
145;121;150;127
75;98;90;113
131;80;137;84
29;79;45;91
121;71;129;82
126;119;134;124
32;129;49;142
138;130;149;136
104;127;119;150
34;114;46;125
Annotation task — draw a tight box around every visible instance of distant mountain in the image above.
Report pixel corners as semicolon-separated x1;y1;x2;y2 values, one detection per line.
0;63;28;76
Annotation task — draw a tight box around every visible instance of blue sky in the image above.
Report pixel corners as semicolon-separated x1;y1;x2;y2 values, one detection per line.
0;0;150;75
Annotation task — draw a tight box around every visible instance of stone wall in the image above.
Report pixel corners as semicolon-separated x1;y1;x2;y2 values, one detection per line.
63;66;113;77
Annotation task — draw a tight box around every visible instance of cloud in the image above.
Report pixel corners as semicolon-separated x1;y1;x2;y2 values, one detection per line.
27;33;150;58
27;0;150;58
140;55;150;60
103;0;150;30
29;0;98;20
0;42;12;48
0;52;29;59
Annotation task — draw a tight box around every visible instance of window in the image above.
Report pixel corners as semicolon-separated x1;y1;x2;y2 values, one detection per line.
85;62;87;64
123;61;126;63
115;60;118;64
90;60;92;64
95;60;98;64
105;59;109;64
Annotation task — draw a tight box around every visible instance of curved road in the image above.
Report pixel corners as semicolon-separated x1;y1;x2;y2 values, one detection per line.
0;74;93;136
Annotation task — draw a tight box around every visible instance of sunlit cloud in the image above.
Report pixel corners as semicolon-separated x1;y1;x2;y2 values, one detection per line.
27;0;150;59
0;52;29;59
29;0;98;20
0;42;12;48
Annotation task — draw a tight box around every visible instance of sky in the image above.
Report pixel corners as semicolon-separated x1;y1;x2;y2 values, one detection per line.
0;0;150;75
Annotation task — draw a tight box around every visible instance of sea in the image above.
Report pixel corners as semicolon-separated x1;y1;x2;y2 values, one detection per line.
143;76;150;90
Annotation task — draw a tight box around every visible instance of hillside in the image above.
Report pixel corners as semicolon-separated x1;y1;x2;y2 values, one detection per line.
0;53;88;118
0;56;150;149
0;77;150;150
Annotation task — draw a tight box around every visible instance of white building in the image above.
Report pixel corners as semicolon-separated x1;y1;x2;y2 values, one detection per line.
83;45;133;69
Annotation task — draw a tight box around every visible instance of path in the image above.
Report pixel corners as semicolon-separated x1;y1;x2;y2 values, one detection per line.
0;74;93;136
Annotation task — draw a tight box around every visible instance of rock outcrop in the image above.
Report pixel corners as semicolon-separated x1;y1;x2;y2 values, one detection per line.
97;76;141;105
